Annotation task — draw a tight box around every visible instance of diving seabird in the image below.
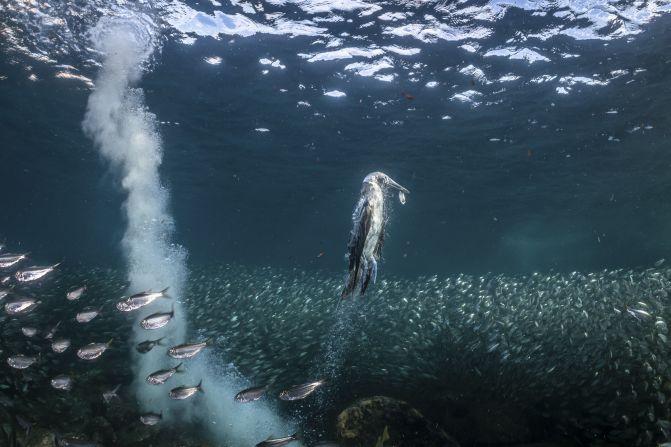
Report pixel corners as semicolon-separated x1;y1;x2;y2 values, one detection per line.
342;172;409;298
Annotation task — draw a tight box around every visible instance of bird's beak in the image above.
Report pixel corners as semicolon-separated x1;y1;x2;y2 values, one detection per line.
385;176;410;194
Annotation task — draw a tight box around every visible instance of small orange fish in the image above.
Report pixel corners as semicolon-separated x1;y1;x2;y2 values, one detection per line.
401;91;415;100
317;252;324;258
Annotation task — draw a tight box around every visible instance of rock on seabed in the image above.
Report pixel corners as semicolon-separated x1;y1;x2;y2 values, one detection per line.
336;396;460;447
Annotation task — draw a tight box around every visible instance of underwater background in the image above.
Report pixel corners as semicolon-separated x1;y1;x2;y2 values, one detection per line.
1;0;671;446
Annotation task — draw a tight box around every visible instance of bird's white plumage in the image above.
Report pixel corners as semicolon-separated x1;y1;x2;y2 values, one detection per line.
361;181;384;260
342;172;409;297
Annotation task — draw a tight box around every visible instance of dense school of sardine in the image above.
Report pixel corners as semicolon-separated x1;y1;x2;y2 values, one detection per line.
2;239;671;445
181;263;671;447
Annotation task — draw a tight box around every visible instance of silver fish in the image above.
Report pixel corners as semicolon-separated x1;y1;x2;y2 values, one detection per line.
66;286;86;301
7;354;38;369
21;327;37;337
51;338;71;353
169;380;203;400
56;436;101;447
44;321;61;340
627;307;653;320
167;338;211;359
14;263;60;282
15;414;31;435
136;337;164;354
140;305;174;330
255;433;299;447
0;253;28;269
0;288;9;301
235;384;271;403
50;374;72;391
102;384;121;404
76;307;101;323
77;340;112;360
398;190;407;205
140;412;162;426
5;297;40;315
0;276;10;285
146;363;183;385
117;287;169;312
278;380;325;401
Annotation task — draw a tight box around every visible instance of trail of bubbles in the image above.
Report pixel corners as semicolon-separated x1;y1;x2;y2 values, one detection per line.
82;11;188;420
306;299;359;435
82;11;295;444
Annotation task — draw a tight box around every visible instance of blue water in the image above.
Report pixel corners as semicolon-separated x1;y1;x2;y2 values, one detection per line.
1;1;671;446
2;2;671;276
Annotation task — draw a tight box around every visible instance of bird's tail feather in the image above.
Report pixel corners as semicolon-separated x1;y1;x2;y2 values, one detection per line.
360;258;377;295
341;268;358;299
342;255;363;299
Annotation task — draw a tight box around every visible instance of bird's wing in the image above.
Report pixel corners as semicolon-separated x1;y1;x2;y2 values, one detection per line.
374;218;385;259
348;198;372;270
342;198;372;298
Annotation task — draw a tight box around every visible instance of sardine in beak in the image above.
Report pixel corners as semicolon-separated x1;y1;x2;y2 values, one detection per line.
384;175;410;194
